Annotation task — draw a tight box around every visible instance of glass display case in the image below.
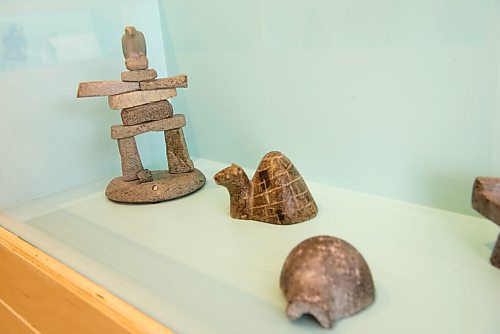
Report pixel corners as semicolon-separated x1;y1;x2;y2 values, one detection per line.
1;1;499;333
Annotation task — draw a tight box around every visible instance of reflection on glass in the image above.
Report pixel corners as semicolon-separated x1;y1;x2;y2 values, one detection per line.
2;23;27;68
0;1;164;73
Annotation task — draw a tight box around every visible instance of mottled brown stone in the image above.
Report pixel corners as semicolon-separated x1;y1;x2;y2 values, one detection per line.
213;151;318;225
105;169;205;203
140;74;188;90
108;89;176;110
117;137;143;181
165;128;194;174
111;115;185;140
77;81;139;97
121;100;173;126
280;236;375;329
121;69;157;82
472;176;500;268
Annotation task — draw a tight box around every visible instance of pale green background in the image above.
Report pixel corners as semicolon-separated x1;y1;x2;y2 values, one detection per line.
1;0;499;215
158;0;500;215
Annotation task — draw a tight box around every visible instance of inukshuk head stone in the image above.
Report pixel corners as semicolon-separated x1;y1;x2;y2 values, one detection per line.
280;236;375;328
213;151;318;225
122;26;148;70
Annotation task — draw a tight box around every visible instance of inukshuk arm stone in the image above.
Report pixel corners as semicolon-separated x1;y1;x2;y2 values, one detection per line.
118;137;144;181
108;89;176;110
111;115;185;140
165;128;194;174
77;81;139;97
140;74;188;90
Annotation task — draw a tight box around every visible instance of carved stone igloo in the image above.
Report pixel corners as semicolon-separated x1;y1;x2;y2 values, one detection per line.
280;236;375;328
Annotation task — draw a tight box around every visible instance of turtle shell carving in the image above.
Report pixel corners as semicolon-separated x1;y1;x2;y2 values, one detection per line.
280;236;375;328
214;151;318;225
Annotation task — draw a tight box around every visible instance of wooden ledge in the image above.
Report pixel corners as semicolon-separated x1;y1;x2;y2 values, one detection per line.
0;225;173;334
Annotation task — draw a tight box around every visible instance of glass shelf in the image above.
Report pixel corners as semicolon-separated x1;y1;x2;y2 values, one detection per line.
1;158;498;334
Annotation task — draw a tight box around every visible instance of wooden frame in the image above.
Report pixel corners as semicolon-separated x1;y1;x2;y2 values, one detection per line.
0;226;174;334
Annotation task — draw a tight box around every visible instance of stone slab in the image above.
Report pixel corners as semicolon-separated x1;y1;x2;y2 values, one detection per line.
121;69;157;82
117;137;144;181
165;128;194;173
125;55;148;71
108;89;176;110
111;114;186;140
140;74;188;90
121;100;173;126
77;81;139;98
105;169;206;203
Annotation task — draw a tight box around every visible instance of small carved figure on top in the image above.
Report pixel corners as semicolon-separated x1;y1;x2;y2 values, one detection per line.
122;26;148;71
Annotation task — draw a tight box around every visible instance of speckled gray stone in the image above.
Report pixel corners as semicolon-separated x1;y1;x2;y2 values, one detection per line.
140;74;188;90
280;236;375;329
165;128;194;174
108;89;176;110
117;137;143;181
111;114;185;140
121;100;173;126
77;81;139;97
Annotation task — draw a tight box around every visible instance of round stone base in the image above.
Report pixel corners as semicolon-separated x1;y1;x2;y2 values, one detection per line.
105;169;205;204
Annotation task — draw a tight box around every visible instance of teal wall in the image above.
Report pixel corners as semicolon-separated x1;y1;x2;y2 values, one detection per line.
158;0;500;215
0;0;167;205
1;1;498;215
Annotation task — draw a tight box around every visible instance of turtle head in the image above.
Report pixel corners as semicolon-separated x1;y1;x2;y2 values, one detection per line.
214;164;246;187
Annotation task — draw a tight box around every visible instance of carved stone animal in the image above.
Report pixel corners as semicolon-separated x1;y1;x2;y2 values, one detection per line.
213;151;318;225
122;26;148;70
280;236;375;328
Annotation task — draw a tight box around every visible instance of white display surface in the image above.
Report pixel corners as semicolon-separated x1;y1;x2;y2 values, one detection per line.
1;159;499;334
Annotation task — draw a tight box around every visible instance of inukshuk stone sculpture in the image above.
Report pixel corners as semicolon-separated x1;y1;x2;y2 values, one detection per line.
280;236;375;329
213;151;318;225
77;26;205;203
472;177;500;268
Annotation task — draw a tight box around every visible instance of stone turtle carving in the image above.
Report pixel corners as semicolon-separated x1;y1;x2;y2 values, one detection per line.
214;151;318;225
280;236;375;329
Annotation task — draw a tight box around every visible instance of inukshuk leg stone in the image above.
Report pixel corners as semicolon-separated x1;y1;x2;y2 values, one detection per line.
165;128;194;173
117;137;143;181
